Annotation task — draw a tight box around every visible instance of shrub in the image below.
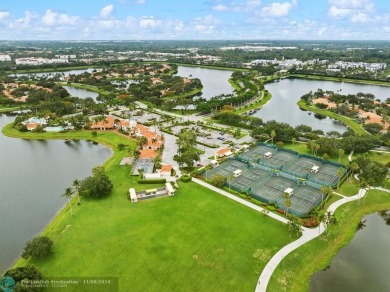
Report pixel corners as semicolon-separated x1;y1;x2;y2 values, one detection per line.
180;175;192;182
267;205;276;211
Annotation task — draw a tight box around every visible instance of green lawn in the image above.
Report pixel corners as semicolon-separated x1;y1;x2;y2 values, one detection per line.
234;91;272;115
365;151;390;165
15;181;293;292
0;106;20;113
283;142;350;165
267;189;390;292
6;123;293;291
290;74;390;87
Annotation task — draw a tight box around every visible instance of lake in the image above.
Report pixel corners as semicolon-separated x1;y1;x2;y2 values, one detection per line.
14;68;102;79
311;210;390;292
176;66;235;100
255;78;390;133
62;85;99;100
0;115;112;273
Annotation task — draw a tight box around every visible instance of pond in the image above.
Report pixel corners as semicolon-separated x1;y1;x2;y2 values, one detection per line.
175;66;235;100
0;115;112;273
62;85;99;100
254;78;390;133
310;210;390;292
13;68;102;79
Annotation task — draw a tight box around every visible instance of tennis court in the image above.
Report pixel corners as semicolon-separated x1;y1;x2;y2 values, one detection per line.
204;159;247;180
204;143;347;216
284;157;317;177
229;167;270;192
277;185;323;217
310;164;345;186
238;145;277;162
260;151;298;169
250;176;296;204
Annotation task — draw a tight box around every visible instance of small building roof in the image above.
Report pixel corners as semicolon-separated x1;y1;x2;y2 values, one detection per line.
129;188;137;201
139;149;157;159
161;165;172;172
233;169;242;174
264;151;272;157
311;165;320;171
284;187;294;195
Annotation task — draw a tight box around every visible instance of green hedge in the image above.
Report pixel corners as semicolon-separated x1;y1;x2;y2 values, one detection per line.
137;178;167;184
180;175;192;182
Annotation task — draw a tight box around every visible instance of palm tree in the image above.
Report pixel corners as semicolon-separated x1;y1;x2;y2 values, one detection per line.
359;179;369;204
317;212;326;235
227;174;234;190
270;130;276;144
337;167;344;190
320;186;330;208
291;138;296;150
313;143;320;156
73;179;81;204
283;192;292;216
338;149;345;163
288;215;303;237
349;162;359;182
62;187;74;217
324;211;337;237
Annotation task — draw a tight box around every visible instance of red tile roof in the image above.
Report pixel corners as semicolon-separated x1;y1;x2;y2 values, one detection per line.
139;149;157;159
161;165;172;172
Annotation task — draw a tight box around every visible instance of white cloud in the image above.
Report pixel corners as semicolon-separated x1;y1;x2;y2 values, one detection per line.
41;9;79;26
139;16;159;29
328;6;351;17
118;0;146;4
260;1;296;17
211;0;262;12
317;27;327;36
328;0;373;9
328;0;376;19
213;4;229;11
16;11;38;26
100;4;114;18
0;11;10;20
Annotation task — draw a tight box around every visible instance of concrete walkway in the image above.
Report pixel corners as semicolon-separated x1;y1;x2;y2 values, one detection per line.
192;177;371;292
255;187;368;292
192;178;289;224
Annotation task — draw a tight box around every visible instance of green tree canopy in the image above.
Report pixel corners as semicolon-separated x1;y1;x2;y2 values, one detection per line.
21;236;53;259
79;166;113;199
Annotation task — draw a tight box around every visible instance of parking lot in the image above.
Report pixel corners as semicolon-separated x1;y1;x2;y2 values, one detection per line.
170;125;240;147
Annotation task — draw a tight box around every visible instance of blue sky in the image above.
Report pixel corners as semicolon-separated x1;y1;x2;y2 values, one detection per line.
0;0;389;40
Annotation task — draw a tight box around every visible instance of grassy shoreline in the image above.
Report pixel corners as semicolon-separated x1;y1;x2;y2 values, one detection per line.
58;82;109;96
290;74;390;87
2;123;295;291
267;189;390;292
5;65;100;74
297;100;368;136
234;91;272;114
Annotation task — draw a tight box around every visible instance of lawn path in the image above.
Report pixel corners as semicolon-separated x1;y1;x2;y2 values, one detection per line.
191;177;372;292
192;178;289;224
255;187;368;292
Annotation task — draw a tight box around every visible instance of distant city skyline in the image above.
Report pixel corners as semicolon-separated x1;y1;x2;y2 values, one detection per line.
0;0;389;40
